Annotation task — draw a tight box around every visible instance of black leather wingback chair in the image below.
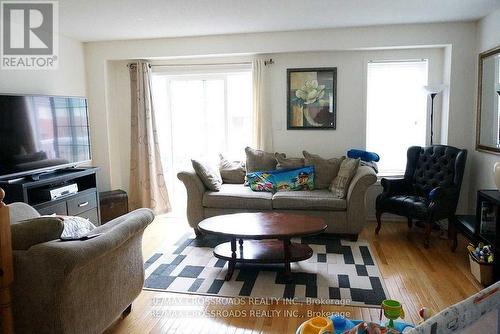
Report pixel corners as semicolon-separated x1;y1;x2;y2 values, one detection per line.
375;145;467;248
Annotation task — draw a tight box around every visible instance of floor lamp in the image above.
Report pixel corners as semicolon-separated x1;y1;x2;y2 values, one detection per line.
424;84;446;145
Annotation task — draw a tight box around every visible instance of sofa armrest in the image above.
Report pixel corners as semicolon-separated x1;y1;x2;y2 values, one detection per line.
26;208;154;274
177;169;206;229
11;216;64;250
346;166;377;234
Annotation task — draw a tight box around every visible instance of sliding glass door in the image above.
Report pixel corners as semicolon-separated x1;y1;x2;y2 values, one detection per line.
152;70;252;214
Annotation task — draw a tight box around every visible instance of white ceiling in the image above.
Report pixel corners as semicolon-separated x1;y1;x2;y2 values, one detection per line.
59;0;500;42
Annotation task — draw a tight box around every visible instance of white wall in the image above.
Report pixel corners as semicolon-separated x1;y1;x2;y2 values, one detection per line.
106;60;131;192
85;21;477;214
0;36;86;96
105;49;444;196
267;49;444;158
469;8;500;210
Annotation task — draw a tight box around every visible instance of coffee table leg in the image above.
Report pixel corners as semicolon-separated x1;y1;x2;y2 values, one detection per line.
225;238;237;281
283;238;292;282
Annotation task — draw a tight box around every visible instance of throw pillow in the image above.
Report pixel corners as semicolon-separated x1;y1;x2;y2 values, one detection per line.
274;166;315;191
11;216;64;250
247;166;315;192
59;216;97;239
192;159;222;191
347;149;380;162
275;153;305;170
219;154;246;184
245;147;285;173
329;158;360;198
246;171;275;192
303;151;345;189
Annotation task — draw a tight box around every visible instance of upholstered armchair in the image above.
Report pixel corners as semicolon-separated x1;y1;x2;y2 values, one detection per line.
375;145;467;248
8;202;154;334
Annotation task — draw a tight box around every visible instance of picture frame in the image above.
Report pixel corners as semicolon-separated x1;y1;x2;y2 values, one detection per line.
287;67;337;130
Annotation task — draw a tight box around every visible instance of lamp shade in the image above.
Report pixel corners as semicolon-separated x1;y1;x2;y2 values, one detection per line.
423;84;447;94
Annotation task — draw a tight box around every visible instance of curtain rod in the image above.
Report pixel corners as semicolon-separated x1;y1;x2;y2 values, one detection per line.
150;61;252;67
127;59;274;68
368;59;427;63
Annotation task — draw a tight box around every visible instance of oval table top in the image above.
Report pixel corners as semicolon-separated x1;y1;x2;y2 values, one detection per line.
198;212;327;239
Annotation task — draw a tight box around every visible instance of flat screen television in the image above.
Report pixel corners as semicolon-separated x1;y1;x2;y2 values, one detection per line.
0;94;91;180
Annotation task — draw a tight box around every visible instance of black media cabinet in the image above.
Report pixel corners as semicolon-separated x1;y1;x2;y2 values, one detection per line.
456;190;499;282
0;167;101;225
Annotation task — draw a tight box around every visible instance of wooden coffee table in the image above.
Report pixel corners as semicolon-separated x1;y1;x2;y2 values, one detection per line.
198;212;327;281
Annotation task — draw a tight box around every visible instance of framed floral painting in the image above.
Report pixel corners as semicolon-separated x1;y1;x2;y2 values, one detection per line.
287;67;337;129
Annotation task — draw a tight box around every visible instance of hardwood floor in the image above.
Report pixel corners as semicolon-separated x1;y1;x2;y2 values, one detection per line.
105;216;481;334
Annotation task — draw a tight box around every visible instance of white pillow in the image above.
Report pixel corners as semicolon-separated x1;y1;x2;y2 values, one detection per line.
42;215;96;239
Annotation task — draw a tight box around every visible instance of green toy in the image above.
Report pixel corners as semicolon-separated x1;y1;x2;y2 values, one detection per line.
380;299;405;329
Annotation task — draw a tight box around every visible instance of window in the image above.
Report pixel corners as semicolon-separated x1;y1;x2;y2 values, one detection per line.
152;68;253;212
366;60;429;175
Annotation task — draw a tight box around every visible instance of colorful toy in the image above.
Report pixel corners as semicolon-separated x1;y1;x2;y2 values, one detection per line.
297;316;414;334
380;299;405;329
418;307;432;323
300;316;334;334
331;316;356;332
344;322;367;334
342;322;406;334
468;242;494;264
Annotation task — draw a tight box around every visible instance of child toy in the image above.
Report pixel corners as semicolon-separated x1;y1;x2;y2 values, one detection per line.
300;316;334;334
344;322;367;334
418;307;432;323
331;315;356;333
380;299;405;329
343;322;405;334
468;242;495;264
297;314;414;334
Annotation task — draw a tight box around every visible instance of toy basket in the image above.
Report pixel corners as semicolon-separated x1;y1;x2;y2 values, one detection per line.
469;252;494;286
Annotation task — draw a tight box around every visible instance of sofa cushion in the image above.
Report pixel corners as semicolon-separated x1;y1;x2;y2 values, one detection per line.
203;184;273;210
192;159;222;191
245;147;285;172
381;195;430;217
272;190;346;211
275;153;304;170
330;158;360;198
219;154;246;184
303;151;345;189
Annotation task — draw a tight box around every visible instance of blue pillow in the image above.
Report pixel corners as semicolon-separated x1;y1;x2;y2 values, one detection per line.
347;149;380;162
246;166;315;192
273;166;315;191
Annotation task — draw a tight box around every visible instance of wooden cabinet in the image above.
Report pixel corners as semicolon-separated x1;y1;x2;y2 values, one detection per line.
0;168;101;225
99;190;128;224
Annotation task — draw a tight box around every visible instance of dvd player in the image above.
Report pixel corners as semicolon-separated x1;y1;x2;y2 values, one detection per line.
41;183;79;201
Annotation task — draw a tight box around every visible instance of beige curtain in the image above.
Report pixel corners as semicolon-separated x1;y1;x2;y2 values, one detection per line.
129;61;171;214
252;59;271;150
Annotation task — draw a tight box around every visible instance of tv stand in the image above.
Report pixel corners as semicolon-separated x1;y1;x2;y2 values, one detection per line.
0;167;101;225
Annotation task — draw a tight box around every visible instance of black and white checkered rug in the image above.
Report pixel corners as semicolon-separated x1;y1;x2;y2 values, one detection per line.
143;233;389;307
